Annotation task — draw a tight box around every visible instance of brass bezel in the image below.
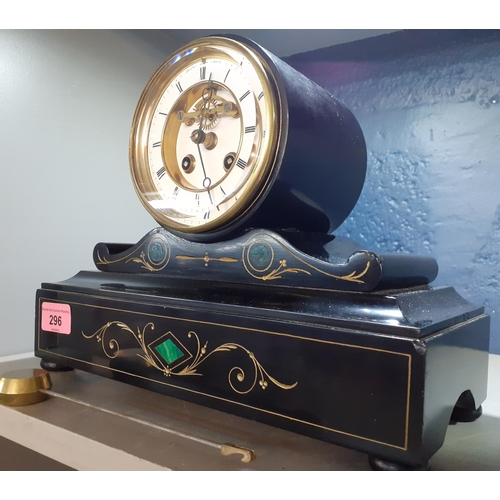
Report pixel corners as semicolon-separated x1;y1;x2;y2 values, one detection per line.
129;36;282;235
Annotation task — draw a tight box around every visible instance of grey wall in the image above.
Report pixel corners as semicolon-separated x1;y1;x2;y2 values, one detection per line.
288;30;500;353
0;30;177;356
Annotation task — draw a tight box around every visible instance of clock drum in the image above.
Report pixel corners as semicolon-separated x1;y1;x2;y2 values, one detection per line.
129;35;367;242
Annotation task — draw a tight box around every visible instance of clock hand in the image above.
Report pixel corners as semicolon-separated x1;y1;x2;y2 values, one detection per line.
192;139;212;204
191;82;214;205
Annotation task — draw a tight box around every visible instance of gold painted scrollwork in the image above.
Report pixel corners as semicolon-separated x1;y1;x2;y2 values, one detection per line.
177;331;298;394
242;233;371;284
242;239;311;281
175;252;238;267
82;322;298;395
96;234;171;272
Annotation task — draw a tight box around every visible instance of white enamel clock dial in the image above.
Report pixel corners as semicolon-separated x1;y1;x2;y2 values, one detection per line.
130;36;281;236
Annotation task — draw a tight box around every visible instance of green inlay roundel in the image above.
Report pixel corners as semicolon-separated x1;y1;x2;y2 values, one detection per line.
250;243;272;269
155;338;184;365
149;241;166;264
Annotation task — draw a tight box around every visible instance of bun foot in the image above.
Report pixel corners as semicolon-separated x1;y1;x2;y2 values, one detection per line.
40;359;74;372
450;404;483;423
369;456;429;471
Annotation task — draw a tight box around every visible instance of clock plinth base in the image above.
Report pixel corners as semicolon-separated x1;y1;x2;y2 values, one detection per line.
34;257;489;469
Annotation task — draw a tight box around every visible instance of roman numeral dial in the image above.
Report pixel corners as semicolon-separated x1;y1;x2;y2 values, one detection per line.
130;36;280;237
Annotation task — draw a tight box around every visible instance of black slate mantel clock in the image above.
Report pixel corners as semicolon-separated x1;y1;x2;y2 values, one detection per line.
34;35;489;471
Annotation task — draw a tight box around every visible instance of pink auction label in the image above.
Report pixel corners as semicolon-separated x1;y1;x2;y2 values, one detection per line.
41;302;71;334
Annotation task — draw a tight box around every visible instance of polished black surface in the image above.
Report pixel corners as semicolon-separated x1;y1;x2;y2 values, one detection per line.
93;227;439;294
259;49;367;235
35;267;490;469
43;270;482;339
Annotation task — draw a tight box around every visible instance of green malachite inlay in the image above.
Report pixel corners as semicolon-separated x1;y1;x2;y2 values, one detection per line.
149;241;165;263
250;244;272;269
155;338;184;364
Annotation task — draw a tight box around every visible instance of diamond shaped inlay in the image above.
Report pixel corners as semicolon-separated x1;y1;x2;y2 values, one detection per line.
155;338;184;365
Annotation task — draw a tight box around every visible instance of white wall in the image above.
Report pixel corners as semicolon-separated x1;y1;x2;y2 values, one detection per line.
0;30;179;356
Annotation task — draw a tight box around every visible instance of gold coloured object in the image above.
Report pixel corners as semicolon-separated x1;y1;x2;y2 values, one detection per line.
221;443;256;463
129;36;281;235
0;368;52;406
